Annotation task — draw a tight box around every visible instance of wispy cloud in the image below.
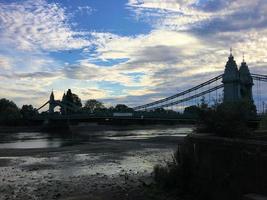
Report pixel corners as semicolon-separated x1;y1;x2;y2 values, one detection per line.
127;0;267;32
76;6;96;16
0;56;12;70
0;0;91;51
1;0;267;109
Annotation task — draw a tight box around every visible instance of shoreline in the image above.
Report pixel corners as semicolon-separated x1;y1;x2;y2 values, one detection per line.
0;127;189;200
0;123;195;133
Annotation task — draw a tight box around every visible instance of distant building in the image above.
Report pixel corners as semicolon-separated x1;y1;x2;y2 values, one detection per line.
222;51;253;104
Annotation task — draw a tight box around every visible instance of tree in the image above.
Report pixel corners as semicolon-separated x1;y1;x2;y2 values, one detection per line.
197;100;256;137
65;89;82;108
61;89;82;114
199;96;208;110
154;108;166;113
20;105;38;119
84;99;105;113
260;114;267;130
114;104;133;112
184;105;200;116
0;98;21;125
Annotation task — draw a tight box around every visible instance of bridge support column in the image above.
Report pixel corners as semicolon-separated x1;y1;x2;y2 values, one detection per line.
49;91;55;114
222;53;241;102
222;52;254;106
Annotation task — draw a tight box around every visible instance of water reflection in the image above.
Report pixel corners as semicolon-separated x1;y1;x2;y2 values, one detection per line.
0;132;76;149
103;127;192;140
0;139;63;149
0;126;193;149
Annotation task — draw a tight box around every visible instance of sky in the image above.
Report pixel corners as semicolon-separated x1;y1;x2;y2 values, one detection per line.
0;0;267;109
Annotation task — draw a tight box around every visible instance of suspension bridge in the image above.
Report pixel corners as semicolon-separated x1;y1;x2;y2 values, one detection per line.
34;53;267;123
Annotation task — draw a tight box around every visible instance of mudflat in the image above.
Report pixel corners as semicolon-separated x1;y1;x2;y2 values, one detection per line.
0;125;191;200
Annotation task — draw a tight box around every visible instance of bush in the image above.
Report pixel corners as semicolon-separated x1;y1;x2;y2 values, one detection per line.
0;98;21;125
153;144;196;193
154;161;180;189
259;114;267;130
197;100;256;137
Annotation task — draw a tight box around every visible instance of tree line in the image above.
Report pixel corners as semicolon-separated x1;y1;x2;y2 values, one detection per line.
0;89;206;126
0;89;137;125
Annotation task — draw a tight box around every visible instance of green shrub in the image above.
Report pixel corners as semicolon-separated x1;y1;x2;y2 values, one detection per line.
153;144;196;193
259;115;267;130
0;98;21;125
197;100;256;137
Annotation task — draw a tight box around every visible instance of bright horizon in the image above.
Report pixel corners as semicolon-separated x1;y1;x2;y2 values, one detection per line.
0;0;267;109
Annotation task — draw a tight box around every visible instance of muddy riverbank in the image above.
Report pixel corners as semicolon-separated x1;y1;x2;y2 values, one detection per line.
0;126;192;200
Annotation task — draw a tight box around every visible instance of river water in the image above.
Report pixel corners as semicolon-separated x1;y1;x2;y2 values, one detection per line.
0;126;193;200
0;126;193;149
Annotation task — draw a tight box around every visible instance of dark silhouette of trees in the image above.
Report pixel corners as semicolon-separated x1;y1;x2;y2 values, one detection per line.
154;108;166;113
0;98;21;125
61;89;82;114
65;89;82;107
184;105;200;115
149;108;178;115
20;105;38;119
113;104;134;112
83;99;105;113
260;114;267;130
198;100;256;137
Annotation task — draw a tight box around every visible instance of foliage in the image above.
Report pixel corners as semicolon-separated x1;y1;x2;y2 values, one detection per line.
61;89;82;114
184;97;209;117
197;100;256;137
65;89;82;108
83;99;105;113
154;153;181;189
184;105;201;116
149;108;179;115
20;104;38;119
259;114;267;130
153;144;196;194
154;108;166;113
113;104;134;112
0;98;21;125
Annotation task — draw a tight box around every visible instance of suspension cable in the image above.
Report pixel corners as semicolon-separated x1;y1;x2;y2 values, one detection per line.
134;74;223;110
146;84;223;111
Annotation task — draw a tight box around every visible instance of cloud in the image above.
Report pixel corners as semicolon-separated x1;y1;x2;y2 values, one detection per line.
127;0;267;32
92;29;202;66
127;0;216;30
0;0;91;51
1;0;267;109
76;6;96;16
62;61;136;86
0;56;12;70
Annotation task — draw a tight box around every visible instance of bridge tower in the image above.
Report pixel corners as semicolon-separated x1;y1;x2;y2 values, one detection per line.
222;50;254;106
49;91;55;114
239;57;253;103
222;51;241;102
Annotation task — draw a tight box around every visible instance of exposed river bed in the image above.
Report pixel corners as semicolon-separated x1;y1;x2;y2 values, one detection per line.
0;125;193;200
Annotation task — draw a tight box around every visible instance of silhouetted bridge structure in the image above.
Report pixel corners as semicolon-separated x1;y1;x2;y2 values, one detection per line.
35;53;267;125
32;114;198;125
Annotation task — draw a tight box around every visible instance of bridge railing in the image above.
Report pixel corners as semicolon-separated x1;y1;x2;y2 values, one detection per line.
252;73;267;82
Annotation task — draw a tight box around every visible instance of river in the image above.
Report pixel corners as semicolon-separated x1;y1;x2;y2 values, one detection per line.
0;125;193;200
